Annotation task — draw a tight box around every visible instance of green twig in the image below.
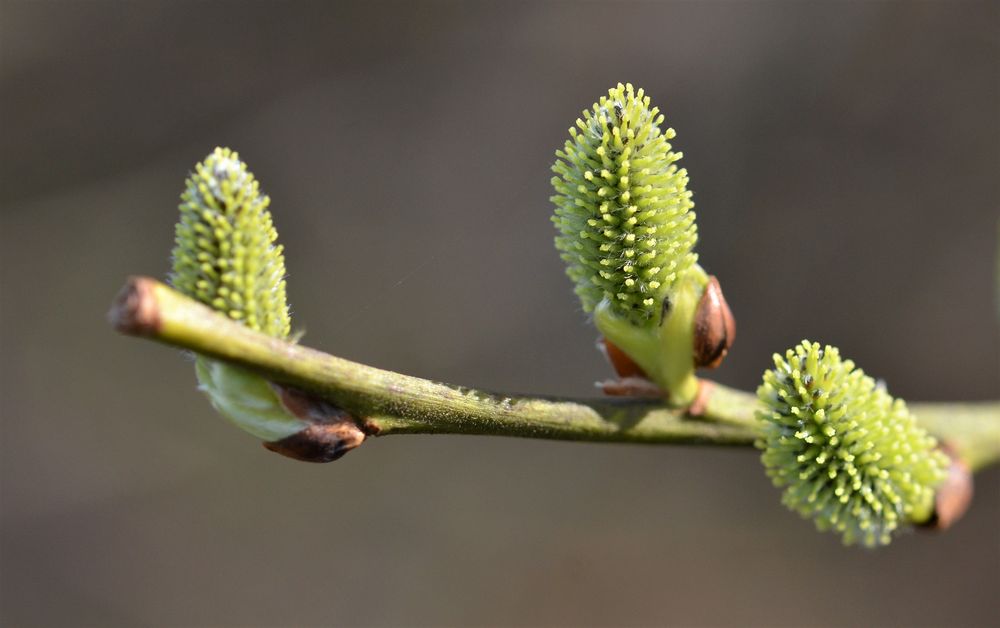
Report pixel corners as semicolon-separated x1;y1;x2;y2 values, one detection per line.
110;276;1000;471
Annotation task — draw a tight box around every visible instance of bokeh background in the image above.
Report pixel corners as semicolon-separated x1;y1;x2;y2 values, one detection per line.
2;1;998;626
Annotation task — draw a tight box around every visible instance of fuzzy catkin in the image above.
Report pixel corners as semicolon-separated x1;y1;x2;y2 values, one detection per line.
757;341;948;546
551;83;697;325
170;147;290;339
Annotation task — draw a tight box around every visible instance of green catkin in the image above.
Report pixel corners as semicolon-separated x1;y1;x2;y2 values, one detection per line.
551;83;697;325
756;341;949;547
169;148;304;442
171;147;290;339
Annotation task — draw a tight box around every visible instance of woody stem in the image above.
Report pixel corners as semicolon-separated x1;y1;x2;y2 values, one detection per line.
109;276;1000;471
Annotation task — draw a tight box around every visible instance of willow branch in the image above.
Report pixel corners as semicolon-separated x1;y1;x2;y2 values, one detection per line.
110;276;1000;471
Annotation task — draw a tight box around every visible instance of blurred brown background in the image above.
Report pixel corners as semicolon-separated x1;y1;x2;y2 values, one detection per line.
2;1;998;626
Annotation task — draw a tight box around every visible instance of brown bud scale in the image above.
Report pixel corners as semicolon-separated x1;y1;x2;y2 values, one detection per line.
693;276;735;369
922;444;973;531
262;385;366;463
